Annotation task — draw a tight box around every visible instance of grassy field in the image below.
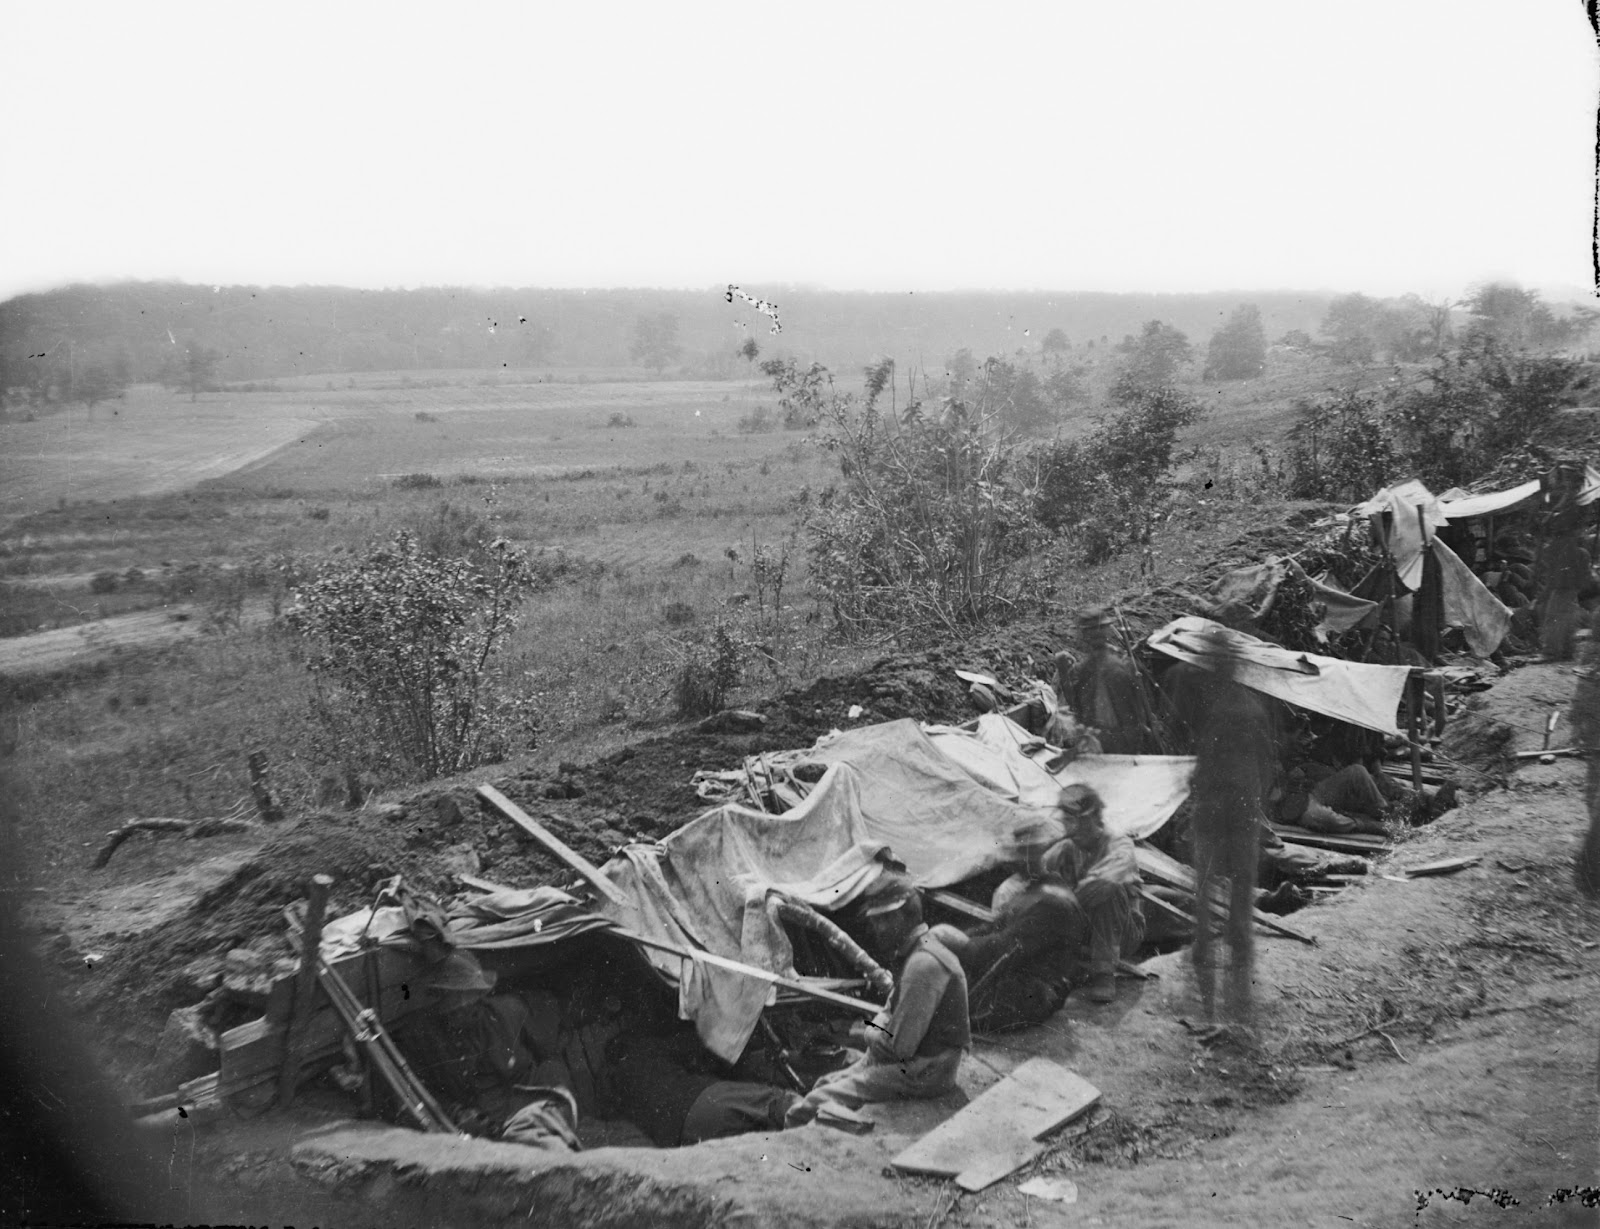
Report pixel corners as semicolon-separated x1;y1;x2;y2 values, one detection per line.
0;355;1363;885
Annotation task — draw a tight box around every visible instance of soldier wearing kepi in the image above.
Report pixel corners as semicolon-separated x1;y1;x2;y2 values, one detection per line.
1063;607;1147;753
993;784;1144;1004
784;885;969;1127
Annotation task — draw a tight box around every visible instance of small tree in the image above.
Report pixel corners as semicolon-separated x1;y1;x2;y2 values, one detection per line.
630;313;682;373
1115;321;1192;392
1203;304;1267;380
1031;383;1205;562
1041;328;1071;361
1320;294;1382;366
767;360;1050;637
287;530;540;780
184;346;218;401
1284;391;1397;502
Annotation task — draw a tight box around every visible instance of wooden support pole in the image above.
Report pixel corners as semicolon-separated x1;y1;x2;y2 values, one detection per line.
276;873;333;1108
477;784;630;907
608;925;882;1015
1407;671;1424;793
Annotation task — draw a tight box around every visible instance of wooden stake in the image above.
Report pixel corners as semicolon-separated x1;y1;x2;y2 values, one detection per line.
477;784;630;907
276;873;333;1108
608;926;882;1015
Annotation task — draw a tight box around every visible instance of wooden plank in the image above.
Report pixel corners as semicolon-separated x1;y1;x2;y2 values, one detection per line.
477;784;630;907
1135;845;1315;946
1139;886;1197;930
276;873;332;1107
928;890;997;924
610;927;882;1016
211;945;429;1101
458;872;514;894
956;1141;1048;1193
892;1058;1099;1180
1403;855;1481;878
1271;824;1390;853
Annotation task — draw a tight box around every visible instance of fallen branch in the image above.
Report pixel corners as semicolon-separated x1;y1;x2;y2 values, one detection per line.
93;815;256;869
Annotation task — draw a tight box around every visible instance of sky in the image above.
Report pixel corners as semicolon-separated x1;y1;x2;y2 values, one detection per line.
2;0;1596;302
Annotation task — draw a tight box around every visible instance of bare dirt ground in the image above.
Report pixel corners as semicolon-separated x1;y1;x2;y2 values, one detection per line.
31;658;1598;1229
0;599;274;677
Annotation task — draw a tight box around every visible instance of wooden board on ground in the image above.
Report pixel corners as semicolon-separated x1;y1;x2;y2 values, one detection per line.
891;1058;1099;1191
1135;845;1315;946
1270;824;1390;854
1403;855;1481;878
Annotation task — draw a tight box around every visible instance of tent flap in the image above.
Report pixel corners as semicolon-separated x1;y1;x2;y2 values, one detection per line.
1148;615;1412;736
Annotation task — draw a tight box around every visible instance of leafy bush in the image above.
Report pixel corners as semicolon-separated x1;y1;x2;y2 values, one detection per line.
737;406;776;433
663;601;696;627
672;619;747;717
607;412;636;428
89;570;119;595
1031;382;1205;562
1387;338;1576;489
306;506;331;521
393;472;443;490
1284;391;1397;502
286;530;541;779
767;361;1050;636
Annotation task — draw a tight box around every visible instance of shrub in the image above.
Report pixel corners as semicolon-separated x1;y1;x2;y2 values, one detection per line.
1284;391;1397;502
607;412;636;428
663;601;696;627
89;570;119;595
737;406;776;433
393;473;443;490
767;360;1050;635
1030;382;1205;563
306;506;331;521
286;530;541;779
414;410;438;422
672;620;747;717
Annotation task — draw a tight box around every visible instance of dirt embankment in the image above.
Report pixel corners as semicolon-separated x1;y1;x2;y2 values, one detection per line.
90;663;1600;1229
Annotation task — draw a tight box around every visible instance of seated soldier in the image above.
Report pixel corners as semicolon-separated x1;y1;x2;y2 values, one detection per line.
993;784;1144;1004
1277;759;1392;836
606;1029;798;1147
387;952;579;1151
784;887;969;1127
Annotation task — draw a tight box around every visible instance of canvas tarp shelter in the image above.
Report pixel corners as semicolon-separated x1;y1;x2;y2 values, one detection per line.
576;717;1195;1060
1352;480;1514;657
1148;615;1413;736
1438;479;1541;520
1207;555;1378;641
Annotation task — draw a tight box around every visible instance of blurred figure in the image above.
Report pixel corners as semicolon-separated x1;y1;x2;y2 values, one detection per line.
1571;616;1600;896
1183;632;1278;1025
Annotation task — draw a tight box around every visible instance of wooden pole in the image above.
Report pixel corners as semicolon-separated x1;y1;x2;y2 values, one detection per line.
608;926;883;1015
1407;671;1424;793
477;784;630;907
276;873;333;1108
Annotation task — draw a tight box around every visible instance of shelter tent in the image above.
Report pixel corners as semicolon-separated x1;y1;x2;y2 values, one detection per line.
1353;480;1514;657
1148;615;1414;736
583;717;1195;1060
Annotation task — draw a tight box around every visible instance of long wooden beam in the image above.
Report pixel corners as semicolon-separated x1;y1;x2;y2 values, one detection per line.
1135;844;1316;946
477;784;630;907
607;926;882;1016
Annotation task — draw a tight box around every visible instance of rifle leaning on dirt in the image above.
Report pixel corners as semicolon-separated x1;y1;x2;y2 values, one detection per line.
281;877;457;1134
314;950;458;1134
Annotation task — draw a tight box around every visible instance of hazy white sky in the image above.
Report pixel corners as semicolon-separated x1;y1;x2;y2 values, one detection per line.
3;0;1595;301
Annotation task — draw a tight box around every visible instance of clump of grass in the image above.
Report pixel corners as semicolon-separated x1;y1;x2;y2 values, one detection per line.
393;473;444;490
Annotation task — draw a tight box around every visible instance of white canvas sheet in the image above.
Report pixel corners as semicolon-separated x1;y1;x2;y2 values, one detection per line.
1148;615;1413;736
